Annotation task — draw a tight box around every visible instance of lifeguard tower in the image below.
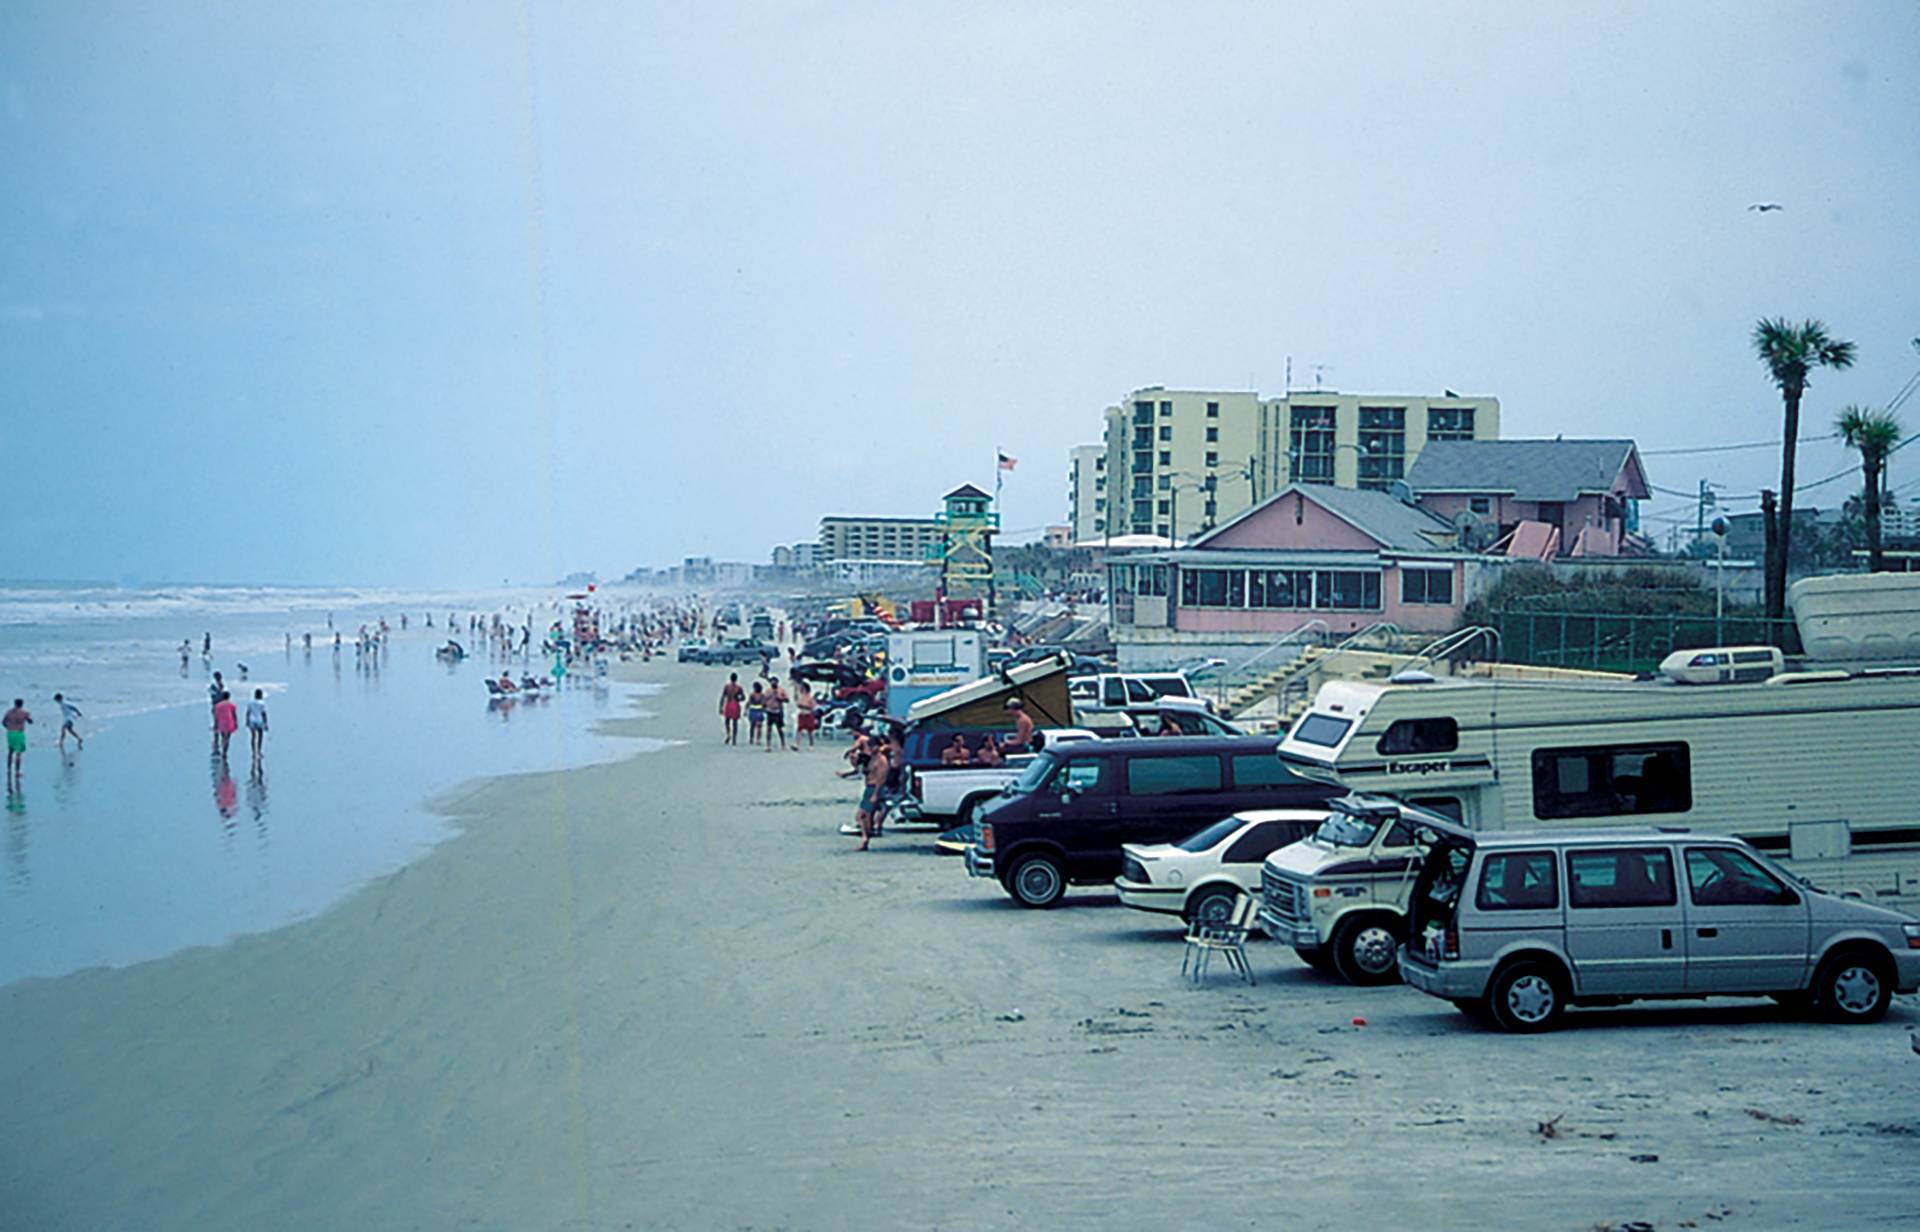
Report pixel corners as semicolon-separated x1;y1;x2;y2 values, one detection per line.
933;484;998;608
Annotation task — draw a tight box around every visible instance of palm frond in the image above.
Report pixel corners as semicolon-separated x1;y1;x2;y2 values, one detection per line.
1836;405;1902;457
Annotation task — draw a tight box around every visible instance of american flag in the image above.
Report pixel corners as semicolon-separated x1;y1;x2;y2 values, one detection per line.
997;452;1017;471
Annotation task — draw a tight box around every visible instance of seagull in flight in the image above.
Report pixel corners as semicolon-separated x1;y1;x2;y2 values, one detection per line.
1748;203;1783;212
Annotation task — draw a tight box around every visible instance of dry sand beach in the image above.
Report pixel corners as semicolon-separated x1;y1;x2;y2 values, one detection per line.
4;658;1917;1231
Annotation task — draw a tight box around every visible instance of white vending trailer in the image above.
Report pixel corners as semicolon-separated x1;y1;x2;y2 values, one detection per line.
883;630;986;719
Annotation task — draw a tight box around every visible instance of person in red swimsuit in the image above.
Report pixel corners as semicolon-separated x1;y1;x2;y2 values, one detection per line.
719;673;745;745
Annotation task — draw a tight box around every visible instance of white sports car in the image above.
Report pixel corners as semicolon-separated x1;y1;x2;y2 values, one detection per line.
1116;809;1330;925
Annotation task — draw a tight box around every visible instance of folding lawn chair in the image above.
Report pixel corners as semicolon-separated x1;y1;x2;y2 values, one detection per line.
1182;892;1257;986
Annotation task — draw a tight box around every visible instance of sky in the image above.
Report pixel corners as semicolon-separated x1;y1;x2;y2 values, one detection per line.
3;1;1918;586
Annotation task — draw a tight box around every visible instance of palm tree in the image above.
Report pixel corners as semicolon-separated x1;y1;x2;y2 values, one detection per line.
1753;317;1856;619
1836;405;1903;572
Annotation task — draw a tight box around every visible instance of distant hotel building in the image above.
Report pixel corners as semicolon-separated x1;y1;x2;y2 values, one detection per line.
1068;444;1107;542
1099;387;1500;543
817;515;943;564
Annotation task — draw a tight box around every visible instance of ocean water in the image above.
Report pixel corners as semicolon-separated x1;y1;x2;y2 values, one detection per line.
0;582;671;986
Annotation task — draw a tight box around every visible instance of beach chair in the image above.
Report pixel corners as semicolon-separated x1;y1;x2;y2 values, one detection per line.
1182;892;1257;986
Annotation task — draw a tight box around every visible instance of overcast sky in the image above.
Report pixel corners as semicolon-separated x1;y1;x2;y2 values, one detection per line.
4;1;1917;585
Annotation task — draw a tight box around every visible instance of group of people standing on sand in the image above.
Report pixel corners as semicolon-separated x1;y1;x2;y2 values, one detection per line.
718;668;820;750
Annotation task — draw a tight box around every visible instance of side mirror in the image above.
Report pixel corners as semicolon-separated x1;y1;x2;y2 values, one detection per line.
1058;788;1078;804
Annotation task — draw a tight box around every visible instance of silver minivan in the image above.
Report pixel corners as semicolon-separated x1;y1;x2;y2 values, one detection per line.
1399;821;1920;1032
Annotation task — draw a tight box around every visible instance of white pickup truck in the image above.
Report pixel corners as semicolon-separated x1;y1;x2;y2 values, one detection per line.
898;729;1099;827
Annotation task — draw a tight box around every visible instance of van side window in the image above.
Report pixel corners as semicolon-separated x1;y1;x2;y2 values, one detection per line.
1103;679;1126;706
1230;754;1298;789
1125;679;1156;703
1125;755;1223;796
1567;848;1677;908
1382;819;1416;848
1686;847;1790;907
1531;742;1691;820
1058;761;1108;795
1476;851;1559;911
1378;718;1458;755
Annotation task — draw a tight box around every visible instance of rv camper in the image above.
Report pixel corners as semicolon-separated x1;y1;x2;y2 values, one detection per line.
1261;646;1920;982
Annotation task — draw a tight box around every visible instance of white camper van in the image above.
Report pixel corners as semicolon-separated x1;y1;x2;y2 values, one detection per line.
1260;646;1920;982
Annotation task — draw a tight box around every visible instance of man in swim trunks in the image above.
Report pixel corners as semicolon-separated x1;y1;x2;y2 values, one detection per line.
4;699;32;781
854;735;891;851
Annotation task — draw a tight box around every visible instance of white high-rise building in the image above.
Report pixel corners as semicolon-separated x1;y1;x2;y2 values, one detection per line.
1068;444;1106;543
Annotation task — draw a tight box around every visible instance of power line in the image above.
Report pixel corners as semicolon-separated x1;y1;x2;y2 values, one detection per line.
1641;432;1837;457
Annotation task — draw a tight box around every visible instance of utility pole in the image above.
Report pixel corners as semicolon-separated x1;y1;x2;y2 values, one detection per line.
1760;488;1779;638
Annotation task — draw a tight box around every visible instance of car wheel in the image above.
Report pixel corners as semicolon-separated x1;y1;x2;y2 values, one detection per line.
1006;853;1066;909
1811;949;1893;1024
1185;886;1239;926
1331;914;1402;985
1487;960;1565;1033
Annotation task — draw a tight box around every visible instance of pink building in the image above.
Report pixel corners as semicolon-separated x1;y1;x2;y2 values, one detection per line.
1108;484;1479;642
1406;438;1650;557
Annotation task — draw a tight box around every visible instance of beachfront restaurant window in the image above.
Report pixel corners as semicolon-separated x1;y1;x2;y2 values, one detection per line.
1180;566;1379;611
1401;567;1453;605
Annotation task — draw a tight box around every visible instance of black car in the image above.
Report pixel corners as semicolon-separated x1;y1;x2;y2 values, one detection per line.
965;736;1339;908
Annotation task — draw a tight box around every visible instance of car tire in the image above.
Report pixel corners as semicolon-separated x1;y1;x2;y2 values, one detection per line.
1297;948;1338;976
1810;948;1894;1024
1184;886;1239;926
1486;960;1566;1033
1331;914;1403;986
1006;853;1066;909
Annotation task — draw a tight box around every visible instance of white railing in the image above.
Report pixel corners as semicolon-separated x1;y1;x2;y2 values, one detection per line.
1213;619;1331;705
1276;621;1407;715
1398;625;1501;676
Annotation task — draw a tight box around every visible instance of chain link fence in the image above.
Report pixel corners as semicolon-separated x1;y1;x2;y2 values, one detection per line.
1491;609;1802;673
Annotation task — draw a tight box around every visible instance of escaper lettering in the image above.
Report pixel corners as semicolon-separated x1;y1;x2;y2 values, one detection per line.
1387;759;1453;776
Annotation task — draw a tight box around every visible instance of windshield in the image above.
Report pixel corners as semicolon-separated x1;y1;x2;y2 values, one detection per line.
1009;752;1060;796
1176;816;1244;852
1314;812;1383;847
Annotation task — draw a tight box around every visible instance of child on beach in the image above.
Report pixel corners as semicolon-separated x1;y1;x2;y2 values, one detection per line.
3;699;31;780
245;689;269;759
212;691;239;759
747;682;766;747
54;693;83;751
719;674;744;745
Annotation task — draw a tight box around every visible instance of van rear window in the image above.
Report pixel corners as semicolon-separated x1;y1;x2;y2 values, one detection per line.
1291;714;1352;748
1475;851;1559;911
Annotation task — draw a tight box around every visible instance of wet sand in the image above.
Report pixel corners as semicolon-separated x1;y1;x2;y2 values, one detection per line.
3;658;1916;1230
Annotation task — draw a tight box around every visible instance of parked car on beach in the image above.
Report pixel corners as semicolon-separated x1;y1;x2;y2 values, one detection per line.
683;637;778;665
676;638;710;663
1398;820;1920;1032
965;736;1340;908
1116;809;1329;924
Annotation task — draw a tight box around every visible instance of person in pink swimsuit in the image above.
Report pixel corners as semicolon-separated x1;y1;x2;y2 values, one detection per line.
212;690;239;759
